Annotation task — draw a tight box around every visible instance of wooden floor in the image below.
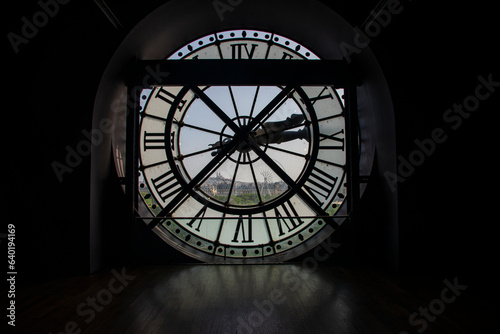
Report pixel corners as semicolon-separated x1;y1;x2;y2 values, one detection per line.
4;264;497;334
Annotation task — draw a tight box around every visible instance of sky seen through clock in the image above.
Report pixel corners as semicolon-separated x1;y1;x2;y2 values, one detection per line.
140;86;309;184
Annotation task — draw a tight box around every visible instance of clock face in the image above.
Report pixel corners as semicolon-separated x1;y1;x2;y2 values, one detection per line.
137;29;348;261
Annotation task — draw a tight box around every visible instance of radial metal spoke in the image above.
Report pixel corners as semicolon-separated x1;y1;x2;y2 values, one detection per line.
174;120;233;138
265;145;308;158
254;89;294;131
246;85;294;132
248;86;260;120
156;132;242;219
246;138;339;229
246;152;263;204
180;146;220;159
228;86;242;127
190;86;242;135
226;152;243;204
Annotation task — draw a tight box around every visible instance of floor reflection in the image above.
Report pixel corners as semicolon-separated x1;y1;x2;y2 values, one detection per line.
16;264;493;333
126;264;358;334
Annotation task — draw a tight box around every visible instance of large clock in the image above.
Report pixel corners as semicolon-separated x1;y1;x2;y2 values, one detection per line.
91;0;398;270
133;29;352;262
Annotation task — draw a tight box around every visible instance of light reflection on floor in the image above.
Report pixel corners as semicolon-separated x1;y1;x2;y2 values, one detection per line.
125;264;359;334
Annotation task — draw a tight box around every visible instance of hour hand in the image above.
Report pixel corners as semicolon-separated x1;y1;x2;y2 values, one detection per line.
262;114;305;134
252;114;309;144
209;138;231;156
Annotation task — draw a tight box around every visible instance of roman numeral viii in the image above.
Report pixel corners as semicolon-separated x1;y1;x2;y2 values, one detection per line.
150;170;183;202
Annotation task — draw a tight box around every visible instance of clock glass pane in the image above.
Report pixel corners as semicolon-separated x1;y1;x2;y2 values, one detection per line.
135;29;348;261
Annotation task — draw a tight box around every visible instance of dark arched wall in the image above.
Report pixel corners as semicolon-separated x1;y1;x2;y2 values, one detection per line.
6;0;497;289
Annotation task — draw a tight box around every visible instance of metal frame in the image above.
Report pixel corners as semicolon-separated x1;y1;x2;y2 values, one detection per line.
130;60;356;87
125;59;359;251
89;0;399;270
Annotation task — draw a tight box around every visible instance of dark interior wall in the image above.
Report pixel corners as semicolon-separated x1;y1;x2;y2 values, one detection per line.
372;2;499;292
4;0;498;294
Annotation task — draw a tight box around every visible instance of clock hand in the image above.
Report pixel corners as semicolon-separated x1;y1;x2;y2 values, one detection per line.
253;128;309;145
259;113;305;134
209;138;231;156
209;137;254;156
252;113;309;145
208;113;308;155
200;85;297;157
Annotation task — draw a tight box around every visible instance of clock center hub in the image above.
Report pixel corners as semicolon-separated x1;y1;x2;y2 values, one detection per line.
219;116;269;165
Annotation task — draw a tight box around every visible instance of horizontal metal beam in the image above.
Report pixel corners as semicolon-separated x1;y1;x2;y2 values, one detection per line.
135;215;350;220
132;60;357;87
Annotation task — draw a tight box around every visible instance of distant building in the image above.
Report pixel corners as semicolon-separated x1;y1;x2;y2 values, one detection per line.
200;175;288;200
